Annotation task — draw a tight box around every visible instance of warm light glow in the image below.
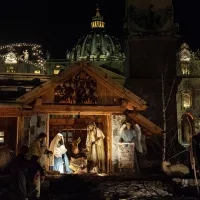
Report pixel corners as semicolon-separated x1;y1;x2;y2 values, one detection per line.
7;66;15;73
91;20;105;28
97;173;107;176
182;93;191;109
5;52;17;64
54;69;60;74
0;43;46;70
185;112;194;120
181;63;190;75
0;131;4;144
34;70;41;74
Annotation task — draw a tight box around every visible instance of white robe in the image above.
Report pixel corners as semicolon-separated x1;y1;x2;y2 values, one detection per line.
49;133;67;166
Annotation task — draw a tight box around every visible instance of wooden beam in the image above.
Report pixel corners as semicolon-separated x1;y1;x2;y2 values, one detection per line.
16;64;81;104
83;64;147;110
0;110;37;117
127;112;162;135
106;114;112;173
34;105;126;115
0;104;22;108
35;98;42;105
46;114;50;170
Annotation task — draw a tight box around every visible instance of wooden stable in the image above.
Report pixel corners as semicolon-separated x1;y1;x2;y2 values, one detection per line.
0;61;162;172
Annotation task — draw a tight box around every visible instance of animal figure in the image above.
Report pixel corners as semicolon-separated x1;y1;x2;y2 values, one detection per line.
69;157;87;174
162;161;190;176
71;137;81;155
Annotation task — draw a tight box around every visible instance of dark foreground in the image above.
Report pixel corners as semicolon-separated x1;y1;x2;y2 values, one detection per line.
43;174;200;200
1;174;200;200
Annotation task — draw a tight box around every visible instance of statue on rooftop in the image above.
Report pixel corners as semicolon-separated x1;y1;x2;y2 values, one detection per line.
23;50;29;60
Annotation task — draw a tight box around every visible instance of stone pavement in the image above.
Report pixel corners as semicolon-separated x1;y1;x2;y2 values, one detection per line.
41;174;199;200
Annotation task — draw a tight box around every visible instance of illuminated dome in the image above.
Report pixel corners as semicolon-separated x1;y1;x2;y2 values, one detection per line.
69;6;125;62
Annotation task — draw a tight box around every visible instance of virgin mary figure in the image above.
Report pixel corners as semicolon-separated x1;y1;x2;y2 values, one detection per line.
49;133;72;173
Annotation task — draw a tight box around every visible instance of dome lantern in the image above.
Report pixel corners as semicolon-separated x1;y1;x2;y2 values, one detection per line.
91;5;105;29
69;4;125;74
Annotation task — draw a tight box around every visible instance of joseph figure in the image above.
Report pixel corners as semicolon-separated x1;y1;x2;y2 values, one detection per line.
86;123;106;173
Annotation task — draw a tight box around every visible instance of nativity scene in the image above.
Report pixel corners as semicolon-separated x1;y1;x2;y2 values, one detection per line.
0;61;162;178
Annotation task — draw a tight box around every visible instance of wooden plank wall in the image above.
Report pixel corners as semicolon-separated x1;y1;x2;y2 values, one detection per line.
40;75;122;106
97;82;120;105
42;87;55;104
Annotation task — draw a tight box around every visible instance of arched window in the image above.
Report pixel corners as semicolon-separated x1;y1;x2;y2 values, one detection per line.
179;113;194;147
182;92;192;109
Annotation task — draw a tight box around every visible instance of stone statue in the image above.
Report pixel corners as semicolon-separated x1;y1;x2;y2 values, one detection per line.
45;50;50;60
66;49;70;60
105;49;110;58
23;50;29;60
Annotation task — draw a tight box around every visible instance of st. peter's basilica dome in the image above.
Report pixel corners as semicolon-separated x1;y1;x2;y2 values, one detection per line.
69;6;125;62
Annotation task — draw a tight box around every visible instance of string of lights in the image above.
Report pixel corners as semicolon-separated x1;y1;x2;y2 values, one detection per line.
0;43;46;69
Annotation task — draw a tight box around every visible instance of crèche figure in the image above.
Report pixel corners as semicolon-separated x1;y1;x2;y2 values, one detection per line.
49;133;72;173
86;122;106;173
26;132;52;168
119;121;136;143
119;121;145;153
119;121;145;172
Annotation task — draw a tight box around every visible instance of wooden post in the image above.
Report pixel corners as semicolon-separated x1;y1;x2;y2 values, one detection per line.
46;114;50;170
17;116;24;154
106;114;112;173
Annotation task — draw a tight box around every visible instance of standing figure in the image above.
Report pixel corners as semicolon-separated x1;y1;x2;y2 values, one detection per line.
26;132;47;162
134;123;144;154
23;50;29;60
86;123;106;173
96;126;106;173
66;49;70;60
119;121;140;172
49;133;72;173
119;122;136;143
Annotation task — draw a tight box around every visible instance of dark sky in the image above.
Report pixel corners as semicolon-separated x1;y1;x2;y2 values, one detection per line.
0;0;199;58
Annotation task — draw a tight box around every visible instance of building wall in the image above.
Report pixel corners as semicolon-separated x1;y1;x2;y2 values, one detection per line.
0;117;17;151
176;43;200;147
125;37;179;136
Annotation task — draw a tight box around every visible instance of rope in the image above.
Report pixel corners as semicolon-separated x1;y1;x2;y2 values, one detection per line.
167;149;188;161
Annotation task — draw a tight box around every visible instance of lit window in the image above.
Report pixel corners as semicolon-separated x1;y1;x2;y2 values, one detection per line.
181;63;190;75
54;65;60;74
182;92;192;109
0;131;4;144
34;70;41;74
54;70;60;74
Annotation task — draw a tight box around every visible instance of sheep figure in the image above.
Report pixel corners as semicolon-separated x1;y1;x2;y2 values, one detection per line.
162;161;190;177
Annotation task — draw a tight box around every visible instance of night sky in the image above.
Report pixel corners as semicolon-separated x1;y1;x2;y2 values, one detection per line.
0;0;199;58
